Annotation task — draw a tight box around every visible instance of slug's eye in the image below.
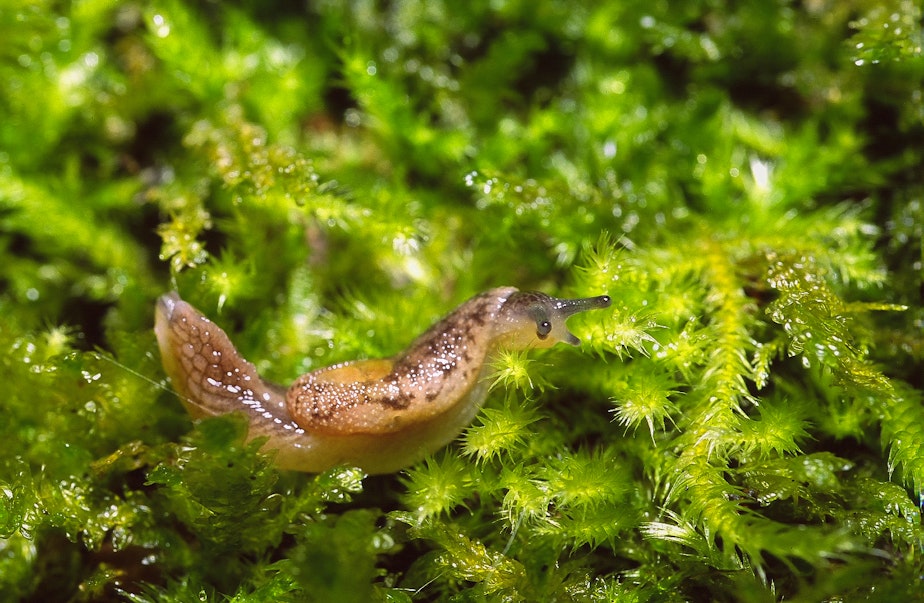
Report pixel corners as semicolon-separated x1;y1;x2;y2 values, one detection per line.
536;320;552;339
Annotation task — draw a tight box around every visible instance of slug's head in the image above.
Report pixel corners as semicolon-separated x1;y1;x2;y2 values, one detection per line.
493;291;611;349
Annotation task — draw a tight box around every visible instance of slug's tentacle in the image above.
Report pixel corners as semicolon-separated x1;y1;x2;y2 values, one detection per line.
496;291;612;347
155;288;610;474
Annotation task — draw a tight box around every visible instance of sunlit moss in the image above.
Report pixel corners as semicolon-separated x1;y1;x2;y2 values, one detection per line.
462;393;542;464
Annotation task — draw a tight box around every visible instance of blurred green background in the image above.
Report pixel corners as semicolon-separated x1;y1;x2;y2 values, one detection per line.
1;1;923;601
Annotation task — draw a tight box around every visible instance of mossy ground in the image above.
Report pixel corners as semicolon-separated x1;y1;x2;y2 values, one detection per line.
2;1;923;601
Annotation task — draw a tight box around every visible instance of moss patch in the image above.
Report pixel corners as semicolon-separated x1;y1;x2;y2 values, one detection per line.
2;0;923;600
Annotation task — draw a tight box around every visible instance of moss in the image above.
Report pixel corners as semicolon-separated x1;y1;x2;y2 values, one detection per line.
2;0;924;600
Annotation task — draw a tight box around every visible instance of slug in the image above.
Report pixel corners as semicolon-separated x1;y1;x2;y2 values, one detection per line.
154;288;611;474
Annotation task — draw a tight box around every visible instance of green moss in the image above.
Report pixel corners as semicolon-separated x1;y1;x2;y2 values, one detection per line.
2;0;923;600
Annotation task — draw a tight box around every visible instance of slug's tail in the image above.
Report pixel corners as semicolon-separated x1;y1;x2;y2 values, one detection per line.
154;292;288;420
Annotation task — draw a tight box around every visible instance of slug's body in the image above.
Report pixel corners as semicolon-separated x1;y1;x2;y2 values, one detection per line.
154;288;610;474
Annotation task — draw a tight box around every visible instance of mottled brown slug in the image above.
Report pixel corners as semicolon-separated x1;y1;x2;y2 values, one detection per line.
154;288;611;474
